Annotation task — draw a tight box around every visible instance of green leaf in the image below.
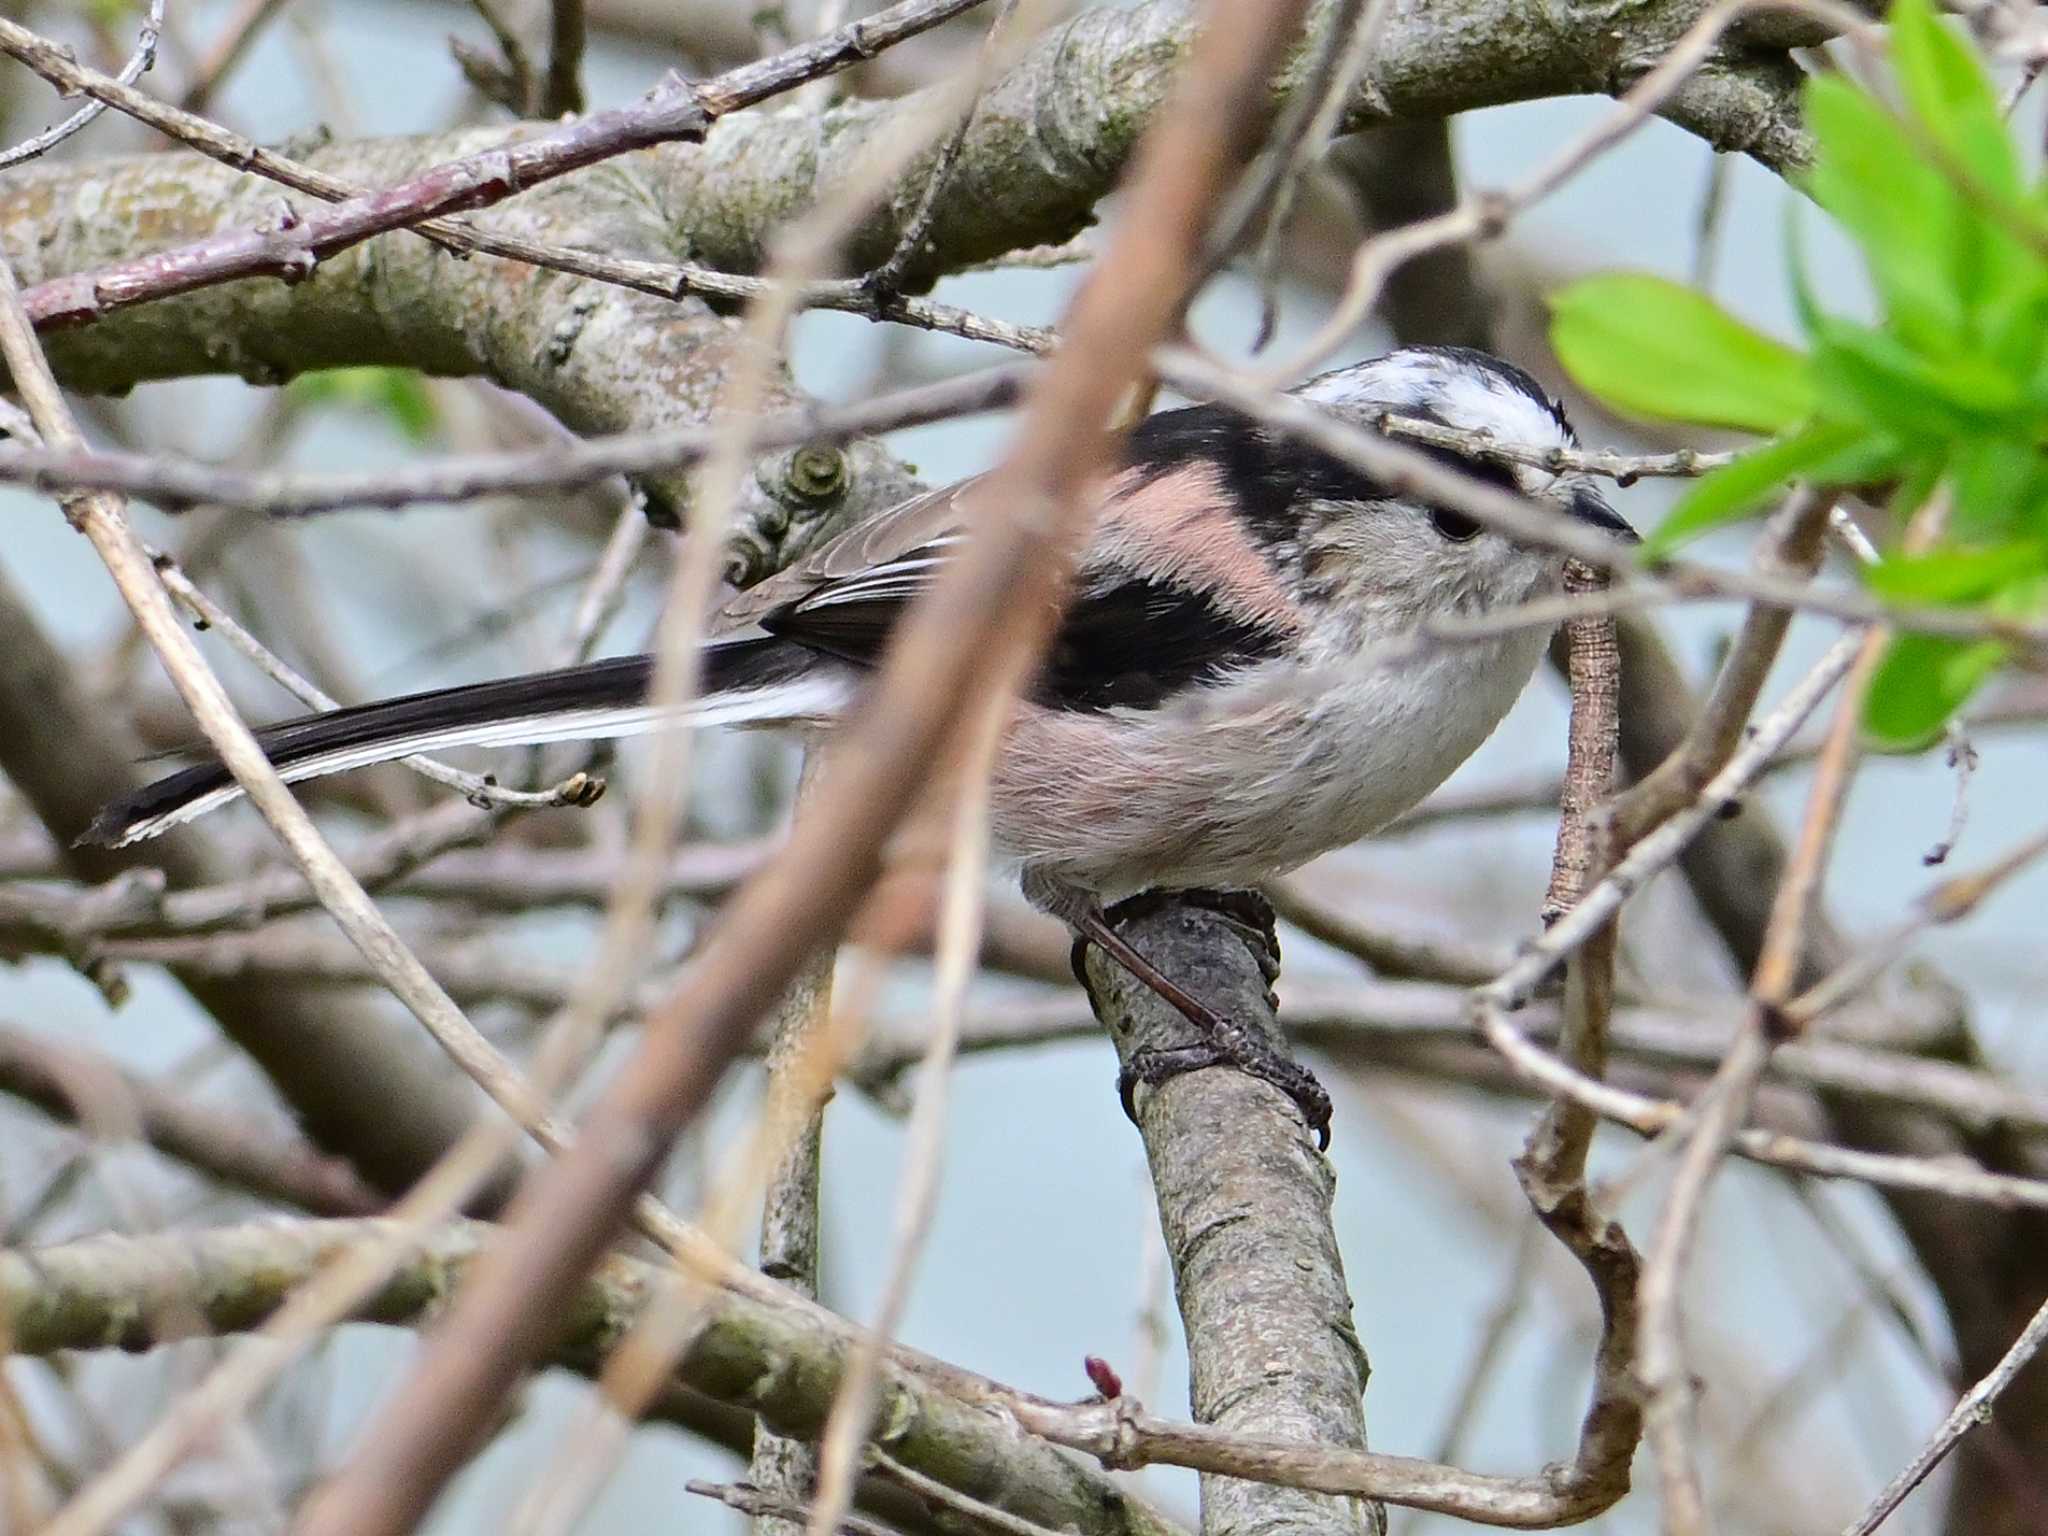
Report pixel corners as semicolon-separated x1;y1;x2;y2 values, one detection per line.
1784;203;1829;342
1645;420;1880;554
1810;317;2024;436
1803;75;1968;348
287;367;440;443
1982;272;2048;380
1889;0;2019;198
1949;434;2048;538
1887;452;1949;526
1549;274;1814;433
1865;541;2048;602
1863;632;2005;748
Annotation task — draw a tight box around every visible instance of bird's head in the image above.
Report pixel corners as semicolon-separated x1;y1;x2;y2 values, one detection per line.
1277;345;1635;628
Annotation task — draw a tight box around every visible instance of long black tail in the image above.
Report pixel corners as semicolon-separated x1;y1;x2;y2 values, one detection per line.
83;637;840;848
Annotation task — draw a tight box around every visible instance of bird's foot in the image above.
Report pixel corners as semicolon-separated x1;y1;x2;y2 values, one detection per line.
1116;1040;1331;1149
1074;890;1329;1149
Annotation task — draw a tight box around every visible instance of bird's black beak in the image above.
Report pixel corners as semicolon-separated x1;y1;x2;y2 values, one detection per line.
1570;486;1638;543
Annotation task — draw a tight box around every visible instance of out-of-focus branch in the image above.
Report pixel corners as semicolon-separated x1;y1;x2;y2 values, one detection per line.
1608;613;2048;1536
1322;121;1493;350
544;0;588;116
291;5;1316;1529
0;364;1031;519
0;1023;383;1217
0;564;498;1204
1080;900;1379;1536
858;983;2048;1171
0;1218;1187;1536
1610;489;1834;846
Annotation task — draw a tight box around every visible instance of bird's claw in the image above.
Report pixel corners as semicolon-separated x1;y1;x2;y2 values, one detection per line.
1118;1042;1333;1150
1081;890;1329;1150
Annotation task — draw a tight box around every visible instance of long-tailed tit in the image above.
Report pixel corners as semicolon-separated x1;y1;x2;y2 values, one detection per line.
88;345;1634;1145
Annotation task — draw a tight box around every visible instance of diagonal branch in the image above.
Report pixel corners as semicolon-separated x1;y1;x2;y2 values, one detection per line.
6;0;990;332
289;4;1316;1530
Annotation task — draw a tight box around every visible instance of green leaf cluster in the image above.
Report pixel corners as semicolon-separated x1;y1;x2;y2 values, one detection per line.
1547;0;2048;747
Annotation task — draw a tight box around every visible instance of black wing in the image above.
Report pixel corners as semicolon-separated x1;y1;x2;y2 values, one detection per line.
758;543;1288;713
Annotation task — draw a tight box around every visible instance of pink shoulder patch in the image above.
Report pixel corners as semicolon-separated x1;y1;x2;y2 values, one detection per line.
1090;465;1301;632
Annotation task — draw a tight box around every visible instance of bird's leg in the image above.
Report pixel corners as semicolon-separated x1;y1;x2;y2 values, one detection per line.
1069;889;1331;1149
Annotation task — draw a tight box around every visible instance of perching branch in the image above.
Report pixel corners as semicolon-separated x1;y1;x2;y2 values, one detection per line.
1080;900;1380;1536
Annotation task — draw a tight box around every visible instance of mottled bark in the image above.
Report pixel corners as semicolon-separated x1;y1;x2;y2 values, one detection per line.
1;0;1806;379
0;123;916;566
0;1218;1185;1536
1084;902;1378;1536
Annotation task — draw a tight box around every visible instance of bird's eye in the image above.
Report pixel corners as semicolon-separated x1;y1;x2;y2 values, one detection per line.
1430;507;1482;542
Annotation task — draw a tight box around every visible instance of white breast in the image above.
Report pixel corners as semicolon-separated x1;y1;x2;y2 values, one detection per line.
991;627;1548;901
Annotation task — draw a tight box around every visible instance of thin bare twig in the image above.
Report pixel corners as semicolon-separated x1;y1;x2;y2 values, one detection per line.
1637;487;1944;1530
687;1481;898;1536
0;364;1032;515
1257;0;1870;385
0;0;164;171
1785;819;2048;1030
861;0;1020;301
1844;1292;2048;1536
149;545;604;813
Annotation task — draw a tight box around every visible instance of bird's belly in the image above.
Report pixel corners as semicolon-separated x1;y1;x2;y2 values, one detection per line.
992;635;1543;899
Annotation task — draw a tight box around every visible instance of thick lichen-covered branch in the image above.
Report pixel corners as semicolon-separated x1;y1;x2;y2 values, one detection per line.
0;121;916;568
0;1218;1183;1536
0;0;1804;571
1;0;1807;391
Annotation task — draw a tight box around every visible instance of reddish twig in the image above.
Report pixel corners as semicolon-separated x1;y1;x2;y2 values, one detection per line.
8;0;993;331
